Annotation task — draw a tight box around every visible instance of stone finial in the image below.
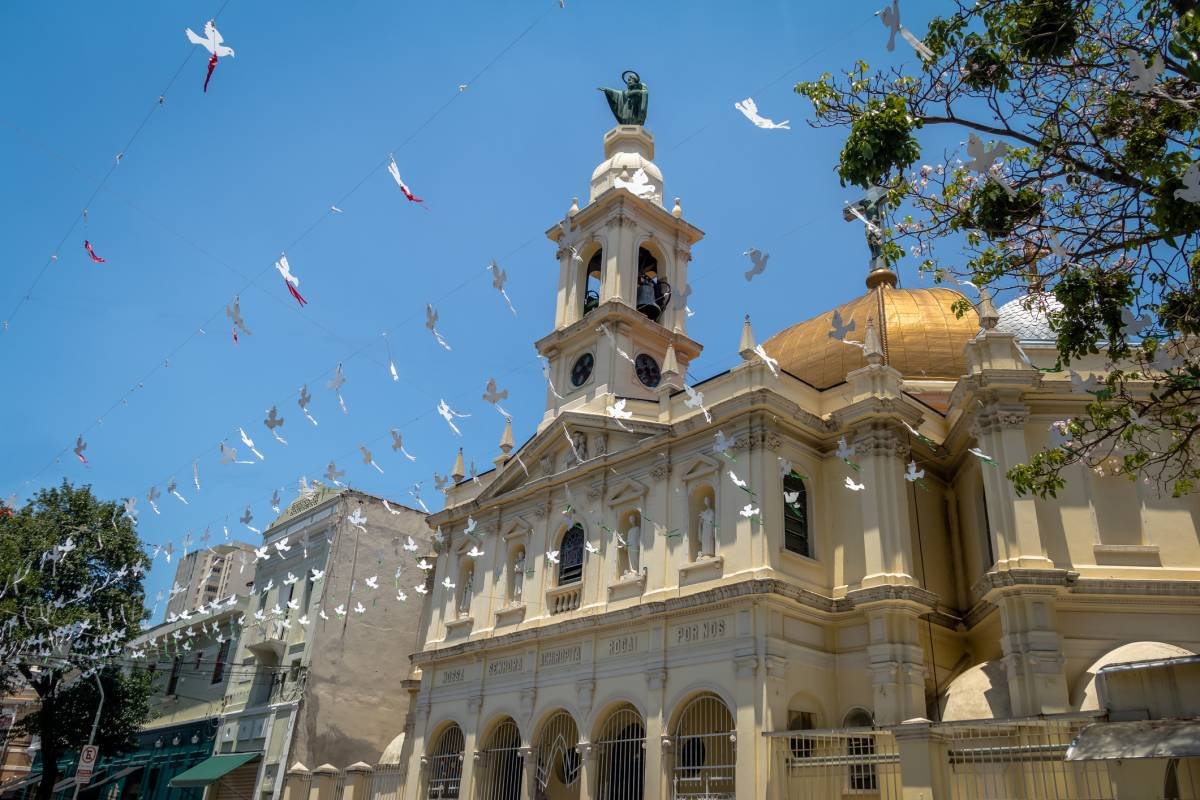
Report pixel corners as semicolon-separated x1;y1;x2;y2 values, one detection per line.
672;197;682;218
863;317;884;366
738;315;757;361
494;417;514;467
662;343;680;378
568;197;579;217
977;286;1000;330
286;763;310;775
451;448;465;483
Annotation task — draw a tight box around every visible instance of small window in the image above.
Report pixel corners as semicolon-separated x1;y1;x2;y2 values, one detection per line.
558;525;585;585
212;639;231;684
843;709;877;792
783;474;811;557
166;657;183;695
788;711;816;759
583;252;602;316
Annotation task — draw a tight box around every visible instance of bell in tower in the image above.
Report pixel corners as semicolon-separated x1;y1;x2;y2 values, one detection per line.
535;72;704;428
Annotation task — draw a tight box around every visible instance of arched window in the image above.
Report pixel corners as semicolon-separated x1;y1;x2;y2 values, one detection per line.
426;724;464;799
783;473;811;557
842;708;877;792
671;694;735;799
596;705;645;800
477;718;522;800
558;525;585;585
635;247;670;322
535;711;581;798
584;252;602;316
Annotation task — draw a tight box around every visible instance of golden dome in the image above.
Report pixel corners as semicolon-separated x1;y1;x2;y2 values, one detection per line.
763;285;980;389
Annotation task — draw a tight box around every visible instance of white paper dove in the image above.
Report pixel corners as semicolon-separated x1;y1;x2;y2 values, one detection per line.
740;503;760;519
743;247;769;282
1127;51;1163;93
390;429;417;461
346;507;369;533
734;98;790;130
545;550;560;565
836;437;856;462
606;398;634;430
425;304;452;351
274;537;291;554
404;536;418;552
225;295;251;343
437;399;470;436
383;500;403;515
844;477;866;492
614;167;655;199
483;378;510;417
416;558;433;572
325;461;346;487
904;460;925;482
488;260;518;315
414;584;429;595
714;430;734;458
238;427;264;461
828;309;857;342
466;546;485;558
146;486;161;515
968;447;998;466
878;0;934;60
263;405;287;445
683;383;712;423
585;540;600;555
396;590;407;602
327;364;348;414
541;356;567;400
185;20;235;92
335;604;347;617
387;154;423;203
271;489;281;513
311;568;325;580
753;344;780;378
1175;162;1200;204
240;506;260;534
254;546;270;562
359;444;384;474
193;459;201;491
298;385;318;426
441;576;455;591
365;575;379;589
74;435;88;464
167;477;188;505
123;497;138;522
274;254;308;307
219;441;253;466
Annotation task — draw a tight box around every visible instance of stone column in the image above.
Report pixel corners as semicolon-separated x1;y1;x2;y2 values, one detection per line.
340;763;373;800
555;246;578;329
997;589;1069;715
860;602;928;725
643;668;667;800
892;719;949;800
764;655;788;800
733;654;758;799
855;428;917;587
519;746;536;800
280;763;310;800
309;765;339;800
460;694;482;798
576;741;596;800
973;402;1055;570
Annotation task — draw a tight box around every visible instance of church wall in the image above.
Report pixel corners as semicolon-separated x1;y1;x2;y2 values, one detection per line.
827;454;867;595
952;465;992;586
907;478;956;604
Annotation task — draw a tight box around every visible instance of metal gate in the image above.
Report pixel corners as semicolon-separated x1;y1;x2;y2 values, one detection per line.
426;724;465;799
534;711;580;799
671;694;736;799
595;705;646;800
769;727;902;798
476;718;523;800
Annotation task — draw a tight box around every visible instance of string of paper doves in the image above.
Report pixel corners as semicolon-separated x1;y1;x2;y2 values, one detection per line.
0;0;1111;676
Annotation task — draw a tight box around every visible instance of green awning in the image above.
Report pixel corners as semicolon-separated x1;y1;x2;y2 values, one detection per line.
169;754;260;788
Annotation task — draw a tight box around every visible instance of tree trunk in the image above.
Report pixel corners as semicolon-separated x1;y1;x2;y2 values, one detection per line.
33;690;57;800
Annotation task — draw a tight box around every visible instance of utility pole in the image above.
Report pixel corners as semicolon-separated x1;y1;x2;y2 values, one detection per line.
68;673;104;800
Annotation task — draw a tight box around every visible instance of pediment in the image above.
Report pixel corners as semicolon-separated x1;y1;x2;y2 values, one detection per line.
606;477;648;507
679;453;722;485
501;518;532;543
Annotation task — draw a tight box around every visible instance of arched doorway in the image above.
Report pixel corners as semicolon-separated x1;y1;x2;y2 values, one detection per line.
671;694;735;799
534;711;580;799
476;718;523;800
595;705;645;800
426;723;465;799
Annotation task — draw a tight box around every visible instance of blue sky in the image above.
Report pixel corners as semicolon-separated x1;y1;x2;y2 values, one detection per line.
1;0;950;614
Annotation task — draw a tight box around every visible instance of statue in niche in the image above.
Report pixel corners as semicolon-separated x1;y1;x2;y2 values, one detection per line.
511;552;525;602
458;565;474;615
842;185;888;270
572;431;588;461
599;71;649;126
622;512;642;575
697;496;716;558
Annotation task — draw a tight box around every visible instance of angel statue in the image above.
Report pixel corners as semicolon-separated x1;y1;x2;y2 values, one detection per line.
842;185;889;269
599;71;649;126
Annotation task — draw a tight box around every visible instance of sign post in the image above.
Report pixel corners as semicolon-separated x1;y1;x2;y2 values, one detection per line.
75;745;99;785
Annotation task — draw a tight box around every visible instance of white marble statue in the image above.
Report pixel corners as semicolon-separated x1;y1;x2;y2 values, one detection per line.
458;566;474;614
511;552;525;601
698;496;716;558
624;513;642;575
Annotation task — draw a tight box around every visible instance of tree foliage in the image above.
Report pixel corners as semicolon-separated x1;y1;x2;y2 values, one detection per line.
0;481;151;800
795;0;1200;497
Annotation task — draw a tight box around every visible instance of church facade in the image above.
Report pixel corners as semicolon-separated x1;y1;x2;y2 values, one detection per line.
396;120;1200;800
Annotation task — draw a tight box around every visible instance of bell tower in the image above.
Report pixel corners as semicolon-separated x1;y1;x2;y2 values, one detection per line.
536;122;704;427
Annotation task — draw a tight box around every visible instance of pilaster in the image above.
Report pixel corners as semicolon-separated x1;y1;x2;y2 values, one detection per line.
860;603;928;725
854;428;917;588
996;588;1069;715
643;667;667;800
733;653;757;799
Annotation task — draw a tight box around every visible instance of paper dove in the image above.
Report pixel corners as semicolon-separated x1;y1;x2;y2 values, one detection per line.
541;356;567;400
441;577;455;591
298;385;318;426
297;615;310;626
734;98;790;130
185;19;234;92
414;584;429;595
607;398;634;430
743;247;769;281
327;364;348;414
270;488;281;513
488;260;517;315
437;399;470;436
353;602;366;614
968;447;998;466
433;472;451;493
425;304;452;350
387;154;423;203
254;546;270;562
193;459;201;491
753;344;780;377
382;500;403;515
728;470;750;490
784;490;799;505
275;254;307;307
905;460;925;482
683;383;712;423
1120;308;1151;338
310;568;325;581
319;609;329;620
123;497;138;522
614;167;655;199
390;429;417;461
417;559;434;572
325;461;346;486
335;604;347;617
365;575;379;589
545;550;560;565
82;238;106;265
74;435;88;464
739;503;760;519
1069;370;1102;394
263;406;287;444
239;506;259;534
714;430;735;458
877;0;934;60
225;295;251;343
360;445;384;474
844;477;866;492
167;477;188;505
828;309;857;342
396;590;407;602
146;486;161;515
466;546;485;558
409;484;431;513
1127;51;1163;93
273;537;291;553
346;507;368;532
557;216;584;263
483;378;510;416
403;535;418;552
1175;162;1200;204
585;540;600;555
238;427;264;461
966;133;1008;174
220;442;251;465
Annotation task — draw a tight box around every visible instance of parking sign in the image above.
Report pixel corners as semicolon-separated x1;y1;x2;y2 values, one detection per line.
75;745;99;784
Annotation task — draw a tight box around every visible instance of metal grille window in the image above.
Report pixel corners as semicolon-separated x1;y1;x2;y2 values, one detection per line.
596;706;645;800
783;474;811;556
476;718;523;800
558;526;585;585
842;709;877;792
672;694;736;799
212;639;231;684
166;656;183;695
535;711;580;799
427;724;465;799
